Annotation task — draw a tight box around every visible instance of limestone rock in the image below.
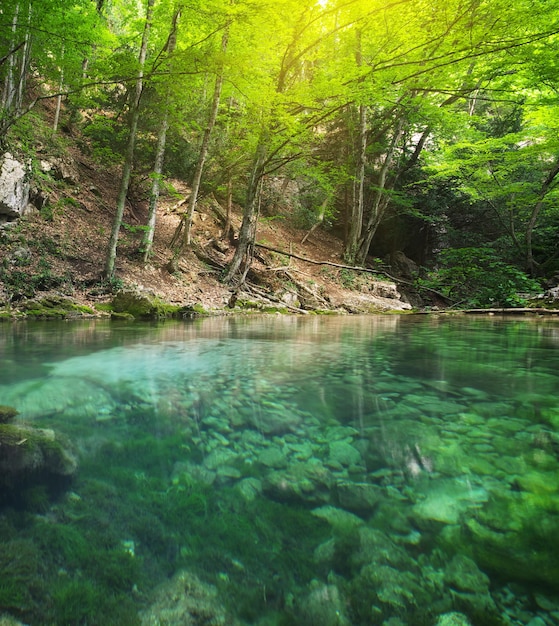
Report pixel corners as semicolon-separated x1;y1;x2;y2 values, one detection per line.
0;153;31;221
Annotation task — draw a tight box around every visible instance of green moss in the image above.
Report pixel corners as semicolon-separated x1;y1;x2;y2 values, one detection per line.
0;539;43;615
19;296;95;319
0;406;18;424
110;311;135;321
94;302;113;313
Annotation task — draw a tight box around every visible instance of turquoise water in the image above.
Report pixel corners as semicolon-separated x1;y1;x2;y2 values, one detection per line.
0;315;558;625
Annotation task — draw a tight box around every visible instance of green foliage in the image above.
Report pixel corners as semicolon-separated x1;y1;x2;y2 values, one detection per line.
82;115;126;165
420;248;542;308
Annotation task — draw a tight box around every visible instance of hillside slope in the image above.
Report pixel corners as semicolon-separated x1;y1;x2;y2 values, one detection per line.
0;113;414;319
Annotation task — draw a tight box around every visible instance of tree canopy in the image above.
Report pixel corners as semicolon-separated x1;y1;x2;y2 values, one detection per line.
1;0;558;304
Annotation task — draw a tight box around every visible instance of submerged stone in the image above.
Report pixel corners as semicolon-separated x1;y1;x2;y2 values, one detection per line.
444;554;489;593
0;422;78;492
336;480;383;515
434;612;472;626
328;440;362;467
139;569;239;625
311;505;364;531
299;581;351;626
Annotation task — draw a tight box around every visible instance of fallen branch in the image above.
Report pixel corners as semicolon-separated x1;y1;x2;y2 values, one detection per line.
254;241;453;303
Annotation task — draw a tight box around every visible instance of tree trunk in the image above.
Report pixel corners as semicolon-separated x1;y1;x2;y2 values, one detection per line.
142;8;181;263
526;156;559;275
53;46;64;132
15;1;31;115
224;141;266;285
354;117;405;266
104;0;155;279
343;30;366;265
223;175;233;240
2;3;20;113
179;27;229;249
344;103;367;264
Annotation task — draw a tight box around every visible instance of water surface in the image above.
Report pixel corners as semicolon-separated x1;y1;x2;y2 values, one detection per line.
1;315;558;625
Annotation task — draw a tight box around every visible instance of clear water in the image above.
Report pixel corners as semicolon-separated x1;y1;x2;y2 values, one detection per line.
1;315;559;625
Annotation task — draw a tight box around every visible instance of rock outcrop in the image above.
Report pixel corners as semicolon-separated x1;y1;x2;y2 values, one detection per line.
0;153;32;222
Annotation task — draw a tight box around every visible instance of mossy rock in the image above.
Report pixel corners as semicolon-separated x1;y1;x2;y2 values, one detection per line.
19;296;95;319
0;423;78;490
111;288;179;320
0;406;18;424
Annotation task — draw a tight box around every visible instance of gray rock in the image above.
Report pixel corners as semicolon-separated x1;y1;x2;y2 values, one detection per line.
0;153;31;220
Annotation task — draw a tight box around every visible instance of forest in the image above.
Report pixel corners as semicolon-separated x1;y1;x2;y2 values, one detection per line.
1;0;559;310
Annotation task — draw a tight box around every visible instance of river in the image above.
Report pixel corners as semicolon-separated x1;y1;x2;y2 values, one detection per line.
0;315;558;625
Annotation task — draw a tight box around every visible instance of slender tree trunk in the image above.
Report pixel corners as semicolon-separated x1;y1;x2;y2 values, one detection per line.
104;0;155;279
142;8;181;263
526;156;559;275
224;141;266;285
344;103;366;264
53;46;64;132
354;117;405;266
2;3;20;112
15;1;31;115
179;27;229;249
343;30;366;265
223;175;233;240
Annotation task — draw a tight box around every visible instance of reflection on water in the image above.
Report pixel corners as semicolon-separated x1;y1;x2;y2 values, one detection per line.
1;315;559;625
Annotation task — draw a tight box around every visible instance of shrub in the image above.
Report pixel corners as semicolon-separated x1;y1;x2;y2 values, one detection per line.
420;247;541;308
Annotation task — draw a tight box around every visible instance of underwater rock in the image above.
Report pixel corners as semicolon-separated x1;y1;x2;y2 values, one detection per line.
358;563;428;613
258;447;288;469
0;406;18;423
311;505;364;532
263;459;333;504
413;477;488;525
298;580;351;626
336;480;383;515
203;447;238;471
139;569;239;626
352;527;417;571
245;405;302;435
434;612;472;626
236;477;263;502
0;422;78;490
327;440;362;468
0;378;117;422
465;518;559;590
444;554;489;594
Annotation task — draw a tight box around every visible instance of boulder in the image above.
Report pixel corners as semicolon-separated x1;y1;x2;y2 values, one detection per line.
139;569;239;626
112;287;171;320
0;153;32;221
0;411;78;492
